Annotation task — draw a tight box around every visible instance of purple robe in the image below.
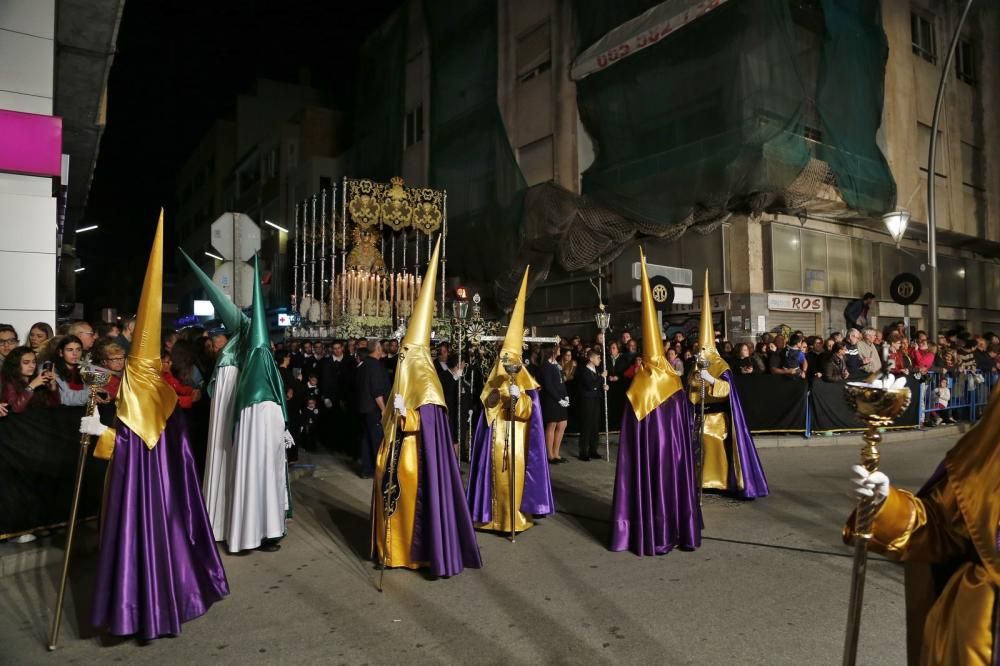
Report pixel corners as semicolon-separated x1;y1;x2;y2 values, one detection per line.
91;410;229;639
610;392;700;556
376;403;482;577
719;369;769;499
466;389;555;523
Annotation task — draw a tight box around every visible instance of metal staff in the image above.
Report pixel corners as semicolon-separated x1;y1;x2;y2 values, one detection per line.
695;354;709;508
49;368;110;650
841;384;910;666
378;413;405;592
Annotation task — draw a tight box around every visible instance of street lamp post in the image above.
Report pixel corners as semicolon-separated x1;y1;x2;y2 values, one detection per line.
925;0;975;340
595;304;611;463
452;291;470;459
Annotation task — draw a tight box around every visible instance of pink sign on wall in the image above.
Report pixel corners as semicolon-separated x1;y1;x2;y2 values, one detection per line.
0;109;62;177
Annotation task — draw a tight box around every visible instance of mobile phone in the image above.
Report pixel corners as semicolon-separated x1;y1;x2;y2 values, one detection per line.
41;361;53;372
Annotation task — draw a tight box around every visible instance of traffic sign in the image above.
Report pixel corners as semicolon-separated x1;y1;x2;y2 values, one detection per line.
212;260;255;308
890;272;922;306
631;261;693;306
210;213;260;262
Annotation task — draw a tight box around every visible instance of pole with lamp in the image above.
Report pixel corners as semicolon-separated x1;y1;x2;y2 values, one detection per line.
591;268;611;463
451;287;470;459
882;0;975;342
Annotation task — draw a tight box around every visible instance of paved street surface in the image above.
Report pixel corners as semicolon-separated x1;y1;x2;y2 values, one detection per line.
1;432;958;665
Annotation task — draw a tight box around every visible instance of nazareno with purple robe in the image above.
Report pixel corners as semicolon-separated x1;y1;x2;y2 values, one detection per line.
610;248;701;556
371;238;482;577
466;267;555;535
86;212;228;639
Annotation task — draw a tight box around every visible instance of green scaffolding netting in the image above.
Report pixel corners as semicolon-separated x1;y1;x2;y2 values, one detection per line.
573;0;896;227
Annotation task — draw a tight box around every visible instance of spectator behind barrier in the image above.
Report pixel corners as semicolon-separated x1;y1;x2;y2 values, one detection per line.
27;322;53;352
53;335;90;407
1;346;59;413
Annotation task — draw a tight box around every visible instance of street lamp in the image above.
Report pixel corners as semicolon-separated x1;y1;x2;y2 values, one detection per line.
881;210;909;246
594;304;611;463
205;251;224;261
264;219;288;233
76;224;98;233
923;0;975;342
451;287;470;460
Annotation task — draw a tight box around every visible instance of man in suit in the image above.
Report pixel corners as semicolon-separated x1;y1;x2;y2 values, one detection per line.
355;341;388;478
577;348;607;461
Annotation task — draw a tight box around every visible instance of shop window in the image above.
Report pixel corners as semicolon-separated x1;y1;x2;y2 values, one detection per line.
801;229;828;294
771;225;802;292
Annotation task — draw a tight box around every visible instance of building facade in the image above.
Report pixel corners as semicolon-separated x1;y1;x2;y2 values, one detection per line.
0;0;122;335
371;0;1000;341
175;79;349;313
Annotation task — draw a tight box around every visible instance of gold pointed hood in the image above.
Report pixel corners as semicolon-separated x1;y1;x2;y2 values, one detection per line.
481;266;540;415
382;237;447;440
625;247;682;420
116;210;178;448
697;269;729;377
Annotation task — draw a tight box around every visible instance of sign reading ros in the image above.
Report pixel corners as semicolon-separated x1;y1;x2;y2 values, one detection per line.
767;293;823;312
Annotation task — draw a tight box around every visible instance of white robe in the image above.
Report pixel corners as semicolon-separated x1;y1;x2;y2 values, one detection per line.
203;365;238;542
225;400;288;553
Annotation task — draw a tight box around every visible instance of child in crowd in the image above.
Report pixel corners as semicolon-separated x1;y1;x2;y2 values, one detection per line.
298;397;320;451
161;350;200;408
929;376;953;426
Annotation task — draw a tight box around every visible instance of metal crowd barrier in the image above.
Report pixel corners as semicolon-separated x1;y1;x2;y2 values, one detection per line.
917;370;999;425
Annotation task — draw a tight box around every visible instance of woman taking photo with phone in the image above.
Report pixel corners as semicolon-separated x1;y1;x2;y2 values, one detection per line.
1;346;59;412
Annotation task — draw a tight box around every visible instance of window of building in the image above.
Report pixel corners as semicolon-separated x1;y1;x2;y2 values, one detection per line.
911;12;936;63
518;136;554;186
771;224;802;292
771;224;871;297
516;21;551;84
956;38;976;85
404;104;424;148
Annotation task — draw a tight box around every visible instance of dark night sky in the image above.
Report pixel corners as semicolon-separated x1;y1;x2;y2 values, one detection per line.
77;0;400;315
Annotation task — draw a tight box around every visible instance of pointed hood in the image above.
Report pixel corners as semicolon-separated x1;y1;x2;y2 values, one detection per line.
383;237;446;444
234;255;287;420
638;247;665;364
179;249;249;382
402;237;441;348
625;246;682;421
696;269;729;377
179;248;247;334
480;266;540;417
116;209;178;448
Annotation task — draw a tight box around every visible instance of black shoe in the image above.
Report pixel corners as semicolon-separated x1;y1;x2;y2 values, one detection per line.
590;452;603;460
548;458;557;464
579;456;590;462
258;541;282;553
555;457;567;464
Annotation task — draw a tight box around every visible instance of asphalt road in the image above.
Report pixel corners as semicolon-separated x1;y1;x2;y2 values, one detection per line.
0;432;957;665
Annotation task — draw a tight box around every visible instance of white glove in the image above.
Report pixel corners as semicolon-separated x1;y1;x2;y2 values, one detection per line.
699;369;716;385
509;384;522;401
79;415;108;437
851;465;889;504
559;397;570;408
323;398;333;409
283;429;296;450
393;393;406;417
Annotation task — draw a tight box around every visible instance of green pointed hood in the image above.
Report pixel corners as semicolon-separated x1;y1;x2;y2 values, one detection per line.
234;255;287;421
179;249;249;378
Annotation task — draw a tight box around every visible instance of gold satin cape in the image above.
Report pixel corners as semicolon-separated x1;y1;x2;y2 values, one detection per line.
845;388;1000;665
688;375;744;492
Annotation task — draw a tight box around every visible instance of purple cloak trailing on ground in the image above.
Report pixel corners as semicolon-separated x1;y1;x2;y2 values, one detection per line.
91;411;229;639
610;392;700;556
466;389;555;524
400;403;482;576
720;369;769;499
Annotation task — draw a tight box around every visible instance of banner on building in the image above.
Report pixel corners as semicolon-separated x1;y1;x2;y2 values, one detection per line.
571;0;729;81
